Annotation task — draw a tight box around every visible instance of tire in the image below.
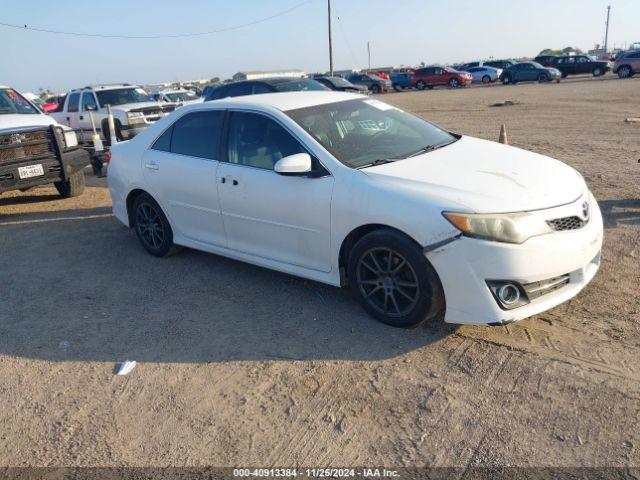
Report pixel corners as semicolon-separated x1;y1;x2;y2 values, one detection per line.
561;72;568;79
371;84;381;94
448;78;460;88
501;75;512;85
482;75;491;84
426;85;434;90
101;119;123;145
538;73;549;83
132;193;181;257
393;84;403;92
416;81;426;91
347;229;445;328
618;65;633;78
592;67;603;77
54;170;85;198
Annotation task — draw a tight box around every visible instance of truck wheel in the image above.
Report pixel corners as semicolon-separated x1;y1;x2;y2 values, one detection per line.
371;84;381;94
55;170;85;198
101;120;123;145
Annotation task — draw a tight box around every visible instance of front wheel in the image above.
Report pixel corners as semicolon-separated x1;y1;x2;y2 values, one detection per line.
501;75;511;85
348;229;445;328
132;193;181;257
54;170;85;198
592;67;603;77
393;84;403;92
416;81;426;90
371;84;381;94
482;75;491;84
538;73;549;83
448;78;460;88
618;65;633;78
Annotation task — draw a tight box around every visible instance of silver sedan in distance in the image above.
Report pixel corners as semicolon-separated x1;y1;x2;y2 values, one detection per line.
467;66;502;83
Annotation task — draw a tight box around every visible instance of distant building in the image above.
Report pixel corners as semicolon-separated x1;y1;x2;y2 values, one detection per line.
232;70;305;81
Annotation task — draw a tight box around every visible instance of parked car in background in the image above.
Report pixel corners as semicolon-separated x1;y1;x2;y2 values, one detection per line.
552;55;611;77
412;66;472;89
201;83;221;99
390;72;414;91
456;61;481;71
43;94;65;113
50;84;177;143
500;62;561;84
0;86;89;198
466;66;502;84
613;50;640;78
151;88;203;106
108;91;603;328
314;76;369;94
484;60;516;70
205;77;329;101
534;55;559;67
347;73;392;94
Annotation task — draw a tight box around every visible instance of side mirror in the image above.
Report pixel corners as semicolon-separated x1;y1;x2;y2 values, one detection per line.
85;104;97;111
274;153;312;176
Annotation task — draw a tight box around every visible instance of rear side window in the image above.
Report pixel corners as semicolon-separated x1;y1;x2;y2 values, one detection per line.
67;93;80;112
152;110;224;159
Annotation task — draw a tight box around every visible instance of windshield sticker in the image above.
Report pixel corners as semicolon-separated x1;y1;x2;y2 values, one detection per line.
363;99;394;111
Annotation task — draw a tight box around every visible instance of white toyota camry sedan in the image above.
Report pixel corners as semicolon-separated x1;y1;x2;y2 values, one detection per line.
108;91;603;328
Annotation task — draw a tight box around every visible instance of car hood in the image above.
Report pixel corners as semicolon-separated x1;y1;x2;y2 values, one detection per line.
362;136;585;213
0;113;57;131
112;101;173;112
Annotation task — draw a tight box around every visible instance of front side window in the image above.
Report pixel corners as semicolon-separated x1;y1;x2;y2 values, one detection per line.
67;93;80;112
286;98;456;169
227;112;305;170
272;79;328;92
81;92;97;111
152;110;224;159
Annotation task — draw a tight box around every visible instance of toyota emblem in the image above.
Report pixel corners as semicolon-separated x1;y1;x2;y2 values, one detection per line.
582;201;590;220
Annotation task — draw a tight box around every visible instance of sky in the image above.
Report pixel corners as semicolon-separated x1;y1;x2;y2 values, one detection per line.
3;0;639;93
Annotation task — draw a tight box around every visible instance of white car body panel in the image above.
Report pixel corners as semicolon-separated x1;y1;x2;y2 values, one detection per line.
108;92;603;325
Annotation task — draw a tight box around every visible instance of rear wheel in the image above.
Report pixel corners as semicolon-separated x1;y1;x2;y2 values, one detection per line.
348;229;445;328
371;84;381;94
132;193;181;257
618;65;633;78
482;75;491;84
54;170;85;198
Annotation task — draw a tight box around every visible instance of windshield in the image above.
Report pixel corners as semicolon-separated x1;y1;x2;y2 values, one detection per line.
327;77;353;88
0;88;39;115
165;92;196;102
95;88;150;107
273;79;329;92
286;98;456;169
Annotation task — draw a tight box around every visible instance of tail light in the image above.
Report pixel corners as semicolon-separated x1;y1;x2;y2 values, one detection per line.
104;151;112;164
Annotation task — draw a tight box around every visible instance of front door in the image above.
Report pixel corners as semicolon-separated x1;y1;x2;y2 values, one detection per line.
141;110;227;247
77;92;98;143
217;111;334;272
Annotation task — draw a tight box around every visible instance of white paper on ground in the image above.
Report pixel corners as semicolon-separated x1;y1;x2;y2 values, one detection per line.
116;360;137;376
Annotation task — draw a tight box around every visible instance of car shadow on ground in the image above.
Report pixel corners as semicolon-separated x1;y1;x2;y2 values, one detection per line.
1;208;457;364
599;199;640;228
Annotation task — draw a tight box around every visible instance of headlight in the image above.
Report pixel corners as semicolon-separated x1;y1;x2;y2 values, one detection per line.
127;111;143;118
442;211;553;244
63;130;78;148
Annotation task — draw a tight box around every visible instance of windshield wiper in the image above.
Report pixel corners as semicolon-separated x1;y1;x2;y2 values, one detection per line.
356;158;399;169
406;139;458;158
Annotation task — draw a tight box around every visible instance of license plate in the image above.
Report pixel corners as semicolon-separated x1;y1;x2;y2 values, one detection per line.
18;164;44;179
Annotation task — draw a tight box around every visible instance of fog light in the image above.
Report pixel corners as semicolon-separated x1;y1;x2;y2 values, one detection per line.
497;284;520;305
486;280;530;310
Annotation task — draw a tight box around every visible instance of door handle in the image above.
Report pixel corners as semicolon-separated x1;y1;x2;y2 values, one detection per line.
144;161;159;170
79;115;84;120
232;179;239;186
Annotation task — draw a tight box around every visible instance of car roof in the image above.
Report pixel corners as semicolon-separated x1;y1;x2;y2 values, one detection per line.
202;91;363;112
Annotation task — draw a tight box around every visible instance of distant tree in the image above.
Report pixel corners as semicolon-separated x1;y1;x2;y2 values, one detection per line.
539;46;583;56
210;77;220;84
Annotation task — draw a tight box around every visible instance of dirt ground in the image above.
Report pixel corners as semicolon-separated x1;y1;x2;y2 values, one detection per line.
1;76;639;470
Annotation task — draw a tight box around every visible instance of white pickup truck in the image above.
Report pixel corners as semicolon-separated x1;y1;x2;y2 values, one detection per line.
50;84;177;144
0;85;89;197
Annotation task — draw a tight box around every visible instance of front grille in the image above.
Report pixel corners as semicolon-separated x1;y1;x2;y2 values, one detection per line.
523;274;570;300
0;128;57;166
547;216;586;231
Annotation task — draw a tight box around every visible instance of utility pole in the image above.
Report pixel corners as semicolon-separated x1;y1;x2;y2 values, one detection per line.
328;0;334;76
367;41;371;70
604;5;611;54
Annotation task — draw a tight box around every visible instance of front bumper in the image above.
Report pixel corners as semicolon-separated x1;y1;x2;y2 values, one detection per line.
426;194;604;325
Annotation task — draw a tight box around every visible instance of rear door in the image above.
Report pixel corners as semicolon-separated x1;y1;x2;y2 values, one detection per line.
433;67;447;85
141;109;227;246
60;92;80;130
77;92;98;142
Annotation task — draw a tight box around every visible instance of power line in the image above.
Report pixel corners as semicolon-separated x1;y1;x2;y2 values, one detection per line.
0;1;312;39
